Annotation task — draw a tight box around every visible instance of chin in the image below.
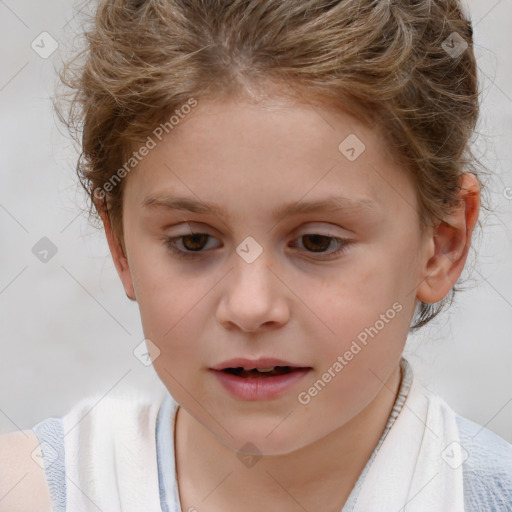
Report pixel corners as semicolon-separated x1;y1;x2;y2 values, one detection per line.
215;423;315;458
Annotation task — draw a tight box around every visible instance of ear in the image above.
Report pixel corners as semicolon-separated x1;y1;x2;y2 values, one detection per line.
416;173;480;304
96;199;137;302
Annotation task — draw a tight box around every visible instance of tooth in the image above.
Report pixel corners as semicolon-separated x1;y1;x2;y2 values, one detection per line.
256;367;276;372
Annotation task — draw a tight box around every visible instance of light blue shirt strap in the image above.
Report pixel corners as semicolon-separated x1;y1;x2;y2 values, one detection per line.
157;393;174;512
156;392;182;512
31;417;66;512
456;414;512;511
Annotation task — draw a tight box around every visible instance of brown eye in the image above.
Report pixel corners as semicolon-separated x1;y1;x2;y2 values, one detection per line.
164;230;352;261
290;233;352;259
180;233;209;251
164;232;219;259
300;234;333;253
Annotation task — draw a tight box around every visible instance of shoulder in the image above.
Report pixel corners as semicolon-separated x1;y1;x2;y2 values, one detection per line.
61;388;169;510
61;387;167;439
0;388;169;512
0;429;53;512
455;413;512;511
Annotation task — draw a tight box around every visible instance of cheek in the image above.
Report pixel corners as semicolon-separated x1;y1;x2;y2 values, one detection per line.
307;252;414;372
130;253;220;372
141;284;207;396
127;237;192;320
316;259;404;334
137;277;204;343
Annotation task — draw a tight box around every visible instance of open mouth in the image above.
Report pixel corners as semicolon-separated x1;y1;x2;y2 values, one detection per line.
212;364;312;399
222;366;299;378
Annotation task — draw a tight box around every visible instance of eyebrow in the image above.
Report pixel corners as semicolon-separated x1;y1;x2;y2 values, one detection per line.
142;193;378;220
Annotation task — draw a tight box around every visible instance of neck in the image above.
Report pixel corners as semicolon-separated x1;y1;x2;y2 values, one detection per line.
175;364;402;512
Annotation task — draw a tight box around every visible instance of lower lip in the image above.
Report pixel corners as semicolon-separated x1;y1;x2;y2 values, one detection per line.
210;368;311;401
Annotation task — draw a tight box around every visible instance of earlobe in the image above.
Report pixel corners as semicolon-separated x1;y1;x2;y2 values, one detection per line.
416;173;480;304
97;201;137;302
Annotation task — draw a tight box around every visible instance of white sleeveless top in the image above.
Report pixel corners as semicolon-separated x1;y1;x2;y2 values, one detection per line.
31;359;512;511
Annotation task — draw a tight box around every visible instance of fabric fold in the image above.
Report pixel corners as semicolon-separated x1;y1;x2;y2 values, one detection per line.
352;376;465;511
62;388;167;512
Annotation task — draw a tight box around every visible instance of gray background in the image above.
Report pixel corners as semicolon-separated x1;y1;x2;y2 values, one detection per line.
0;0;511;442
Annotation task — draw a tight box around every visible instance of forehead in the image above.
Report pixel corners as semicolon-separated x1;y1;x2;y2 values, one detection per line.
125;97;418;222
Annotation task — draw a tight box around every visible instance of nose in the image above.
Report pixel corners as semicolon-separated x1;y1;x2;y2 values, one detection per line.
216;252;290;333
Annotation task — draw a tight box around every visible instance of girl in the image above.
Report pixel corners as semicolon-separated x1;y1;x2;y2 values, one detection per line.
1;0;511;510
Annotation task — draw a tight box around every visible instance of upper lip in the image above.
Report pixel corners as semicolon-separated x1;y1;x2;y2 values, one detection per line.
210;357;310;371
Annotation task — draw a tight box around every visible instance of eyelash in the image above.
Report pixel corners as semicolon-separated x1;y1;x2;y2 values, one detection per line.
163;232;352;260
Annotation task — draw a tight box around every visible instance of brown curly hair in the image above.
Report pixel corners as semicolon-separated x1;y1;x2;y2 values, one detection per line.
55;0;487;330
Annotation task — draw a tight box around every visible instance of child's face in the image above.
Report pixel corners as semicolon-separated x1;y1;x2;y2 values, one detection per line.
115;96;431;454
